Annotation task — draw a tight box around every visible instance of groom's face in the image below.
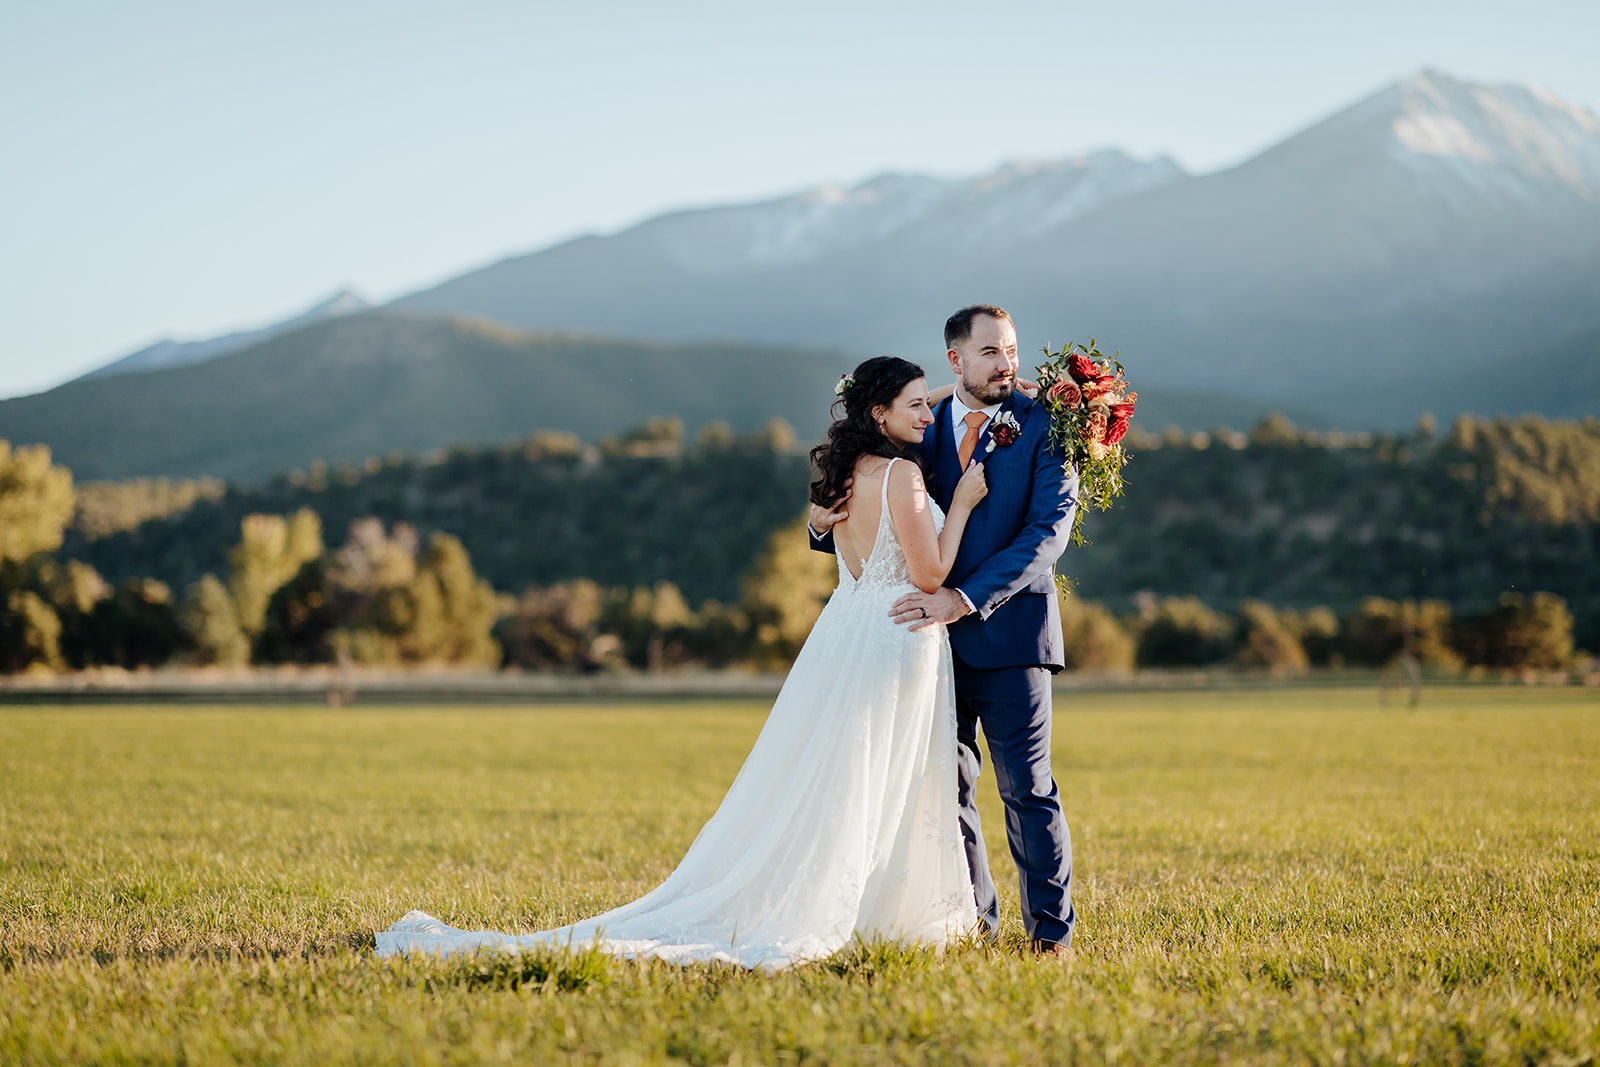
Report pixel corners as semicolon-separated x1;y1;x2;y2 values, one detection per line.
948;314;1019;407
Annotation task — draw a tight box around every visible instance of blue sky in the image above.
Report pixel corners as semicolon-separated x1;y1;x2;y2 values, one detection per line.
3;0;1597;399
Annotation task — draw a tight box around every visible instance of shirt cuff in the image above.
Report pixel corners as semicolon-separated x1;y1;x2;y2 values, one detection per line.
955;589;976;615
807;522;824;539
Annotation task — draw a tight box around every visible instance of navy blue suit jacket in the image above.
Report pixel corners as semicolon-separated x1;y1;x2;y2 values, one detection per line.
812;391;1079;671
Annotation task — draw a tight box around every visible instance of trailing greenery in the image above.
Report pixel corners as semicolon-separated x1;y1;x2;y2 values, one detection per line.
1;692;1596;1064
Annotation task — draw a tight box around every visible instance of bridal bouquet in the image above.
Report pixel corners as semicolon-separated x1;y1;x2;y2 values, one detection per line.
1033;339;1137;582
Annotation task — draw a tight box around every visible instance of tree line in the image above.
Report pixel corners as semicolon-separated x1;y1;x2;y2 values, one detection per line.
3;411;1595;675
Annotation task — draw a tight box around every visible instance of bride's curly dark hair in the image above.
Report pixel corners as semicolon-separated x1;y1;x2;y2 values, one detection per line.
809;356;926;508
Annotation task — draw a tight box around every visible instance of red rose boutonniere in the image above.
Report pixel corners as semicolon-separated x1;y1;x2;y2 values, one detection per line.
984;411;1022;453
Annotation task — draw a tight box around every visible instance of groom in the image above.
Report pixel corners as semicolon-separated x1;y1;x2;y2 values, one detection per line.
809;304;1079;954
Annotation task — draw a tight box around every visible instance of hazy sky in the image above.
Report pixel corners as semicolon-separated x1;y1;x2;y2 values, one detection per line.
3;0;1597;398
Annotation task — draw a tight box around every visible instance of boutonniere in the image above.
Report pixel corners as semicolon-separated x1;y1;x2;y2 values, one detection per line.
985;411;1022;453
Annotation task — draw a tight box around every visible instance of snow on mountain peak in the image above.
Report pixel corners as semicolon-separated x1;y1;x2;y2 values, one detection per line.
647;150;1186;275
1387;71;1600;198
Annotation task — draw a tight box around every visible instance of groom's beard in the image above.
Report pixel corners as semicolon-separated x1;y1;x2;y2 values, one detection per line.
965;371;1015;406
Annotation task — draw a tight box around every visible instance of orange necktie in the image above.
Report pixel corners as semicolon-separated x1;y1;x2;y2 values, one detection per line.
957;411;988;469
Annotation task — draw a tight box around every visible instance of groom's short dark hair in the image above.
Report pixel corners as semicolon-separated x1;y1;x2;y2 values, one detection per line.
945;304;1012;349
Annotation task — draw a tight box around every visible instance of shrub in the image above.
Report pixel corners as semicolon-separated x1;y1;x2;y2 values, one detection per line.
1342;598;1404;667
73;579;183;669
1058;596;1135;672
1235;600;1309;674
1342;597;1460;669
497;579;615;672
1135;597;1235;667
1282;606;1341;667
1453;592;1574;669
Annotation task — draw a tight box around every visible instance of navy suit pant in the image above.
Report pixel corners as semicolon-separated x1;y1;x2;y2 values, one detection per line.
952;653;1074;946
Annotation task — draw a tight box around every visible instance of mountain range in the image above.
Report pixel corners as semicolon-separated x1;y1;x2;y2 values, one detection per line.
0;310;1325;481
4;69;1597;481
86;290;370;379
395;71;1600;412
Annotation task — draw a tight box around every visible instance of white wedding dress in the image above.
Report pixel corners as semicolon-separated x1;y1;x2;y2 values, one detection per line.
376;458;977;969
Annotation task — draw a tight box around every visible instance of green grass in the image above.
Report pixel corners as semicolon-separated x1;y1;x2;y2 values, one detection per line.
2;688;1597;1064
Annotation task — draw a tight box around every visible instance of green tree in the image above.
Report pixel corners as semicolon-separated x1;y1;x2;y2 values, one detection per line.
601;581;700;671
57;560;111;615
179;574;251;667
328;524;500;667
1249;413;1303;448
602;417;684;458
0;589;63;673
0;441;75;564
396;533;501;666
227;509;324;639
740;515;837;668
1400;599;1461;669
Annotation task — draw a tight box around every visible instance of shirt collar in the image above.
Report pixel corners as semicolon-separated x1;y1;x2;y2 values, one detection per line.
951;390;999;423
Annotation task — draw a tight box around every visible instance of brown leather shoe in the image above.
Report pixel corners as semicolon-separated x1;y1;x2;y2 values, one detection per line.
1031;940;1073;959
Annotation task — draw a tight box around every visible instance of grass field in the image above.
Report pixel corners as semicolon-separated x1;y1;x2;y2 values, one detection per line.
2;688;1597;1065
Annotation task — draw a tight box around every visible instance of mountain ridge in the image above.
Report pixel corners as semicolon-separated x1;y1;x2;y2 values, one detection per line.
387;70;1600;423
47;69;1600;445
84;289;370;381
3;309;1329;482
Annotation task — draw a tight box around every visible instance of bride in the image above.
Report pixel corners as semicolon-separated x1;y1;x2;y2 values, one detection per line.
376;356;990;969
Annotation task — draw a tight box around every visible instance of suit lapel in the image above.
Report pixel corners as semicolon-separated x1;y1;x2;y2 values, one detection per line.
931;396;960;507
974;392;1035;464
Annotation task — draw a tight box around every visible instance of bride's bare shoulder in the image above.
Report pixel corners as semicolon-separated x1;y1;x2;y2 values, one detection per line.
885;457;928;503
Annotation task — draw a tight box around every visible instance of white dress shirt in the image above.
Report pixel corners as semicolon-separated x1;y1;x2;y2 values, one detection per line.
949;390;999;443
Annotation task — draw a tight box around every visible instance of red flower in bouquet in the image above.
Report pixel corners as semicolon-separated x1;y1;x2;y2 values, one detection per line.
1104;404;1135;445
1066;352;1099;384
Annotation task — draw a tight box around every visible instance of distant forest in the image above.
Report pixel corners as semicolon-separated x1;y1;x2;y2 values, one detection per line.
62;413;1600;647
4;412;1594;677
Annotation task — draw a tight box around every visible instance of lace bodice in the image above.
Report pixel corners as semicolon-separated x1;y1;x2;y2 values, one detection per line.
838;457;945;593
